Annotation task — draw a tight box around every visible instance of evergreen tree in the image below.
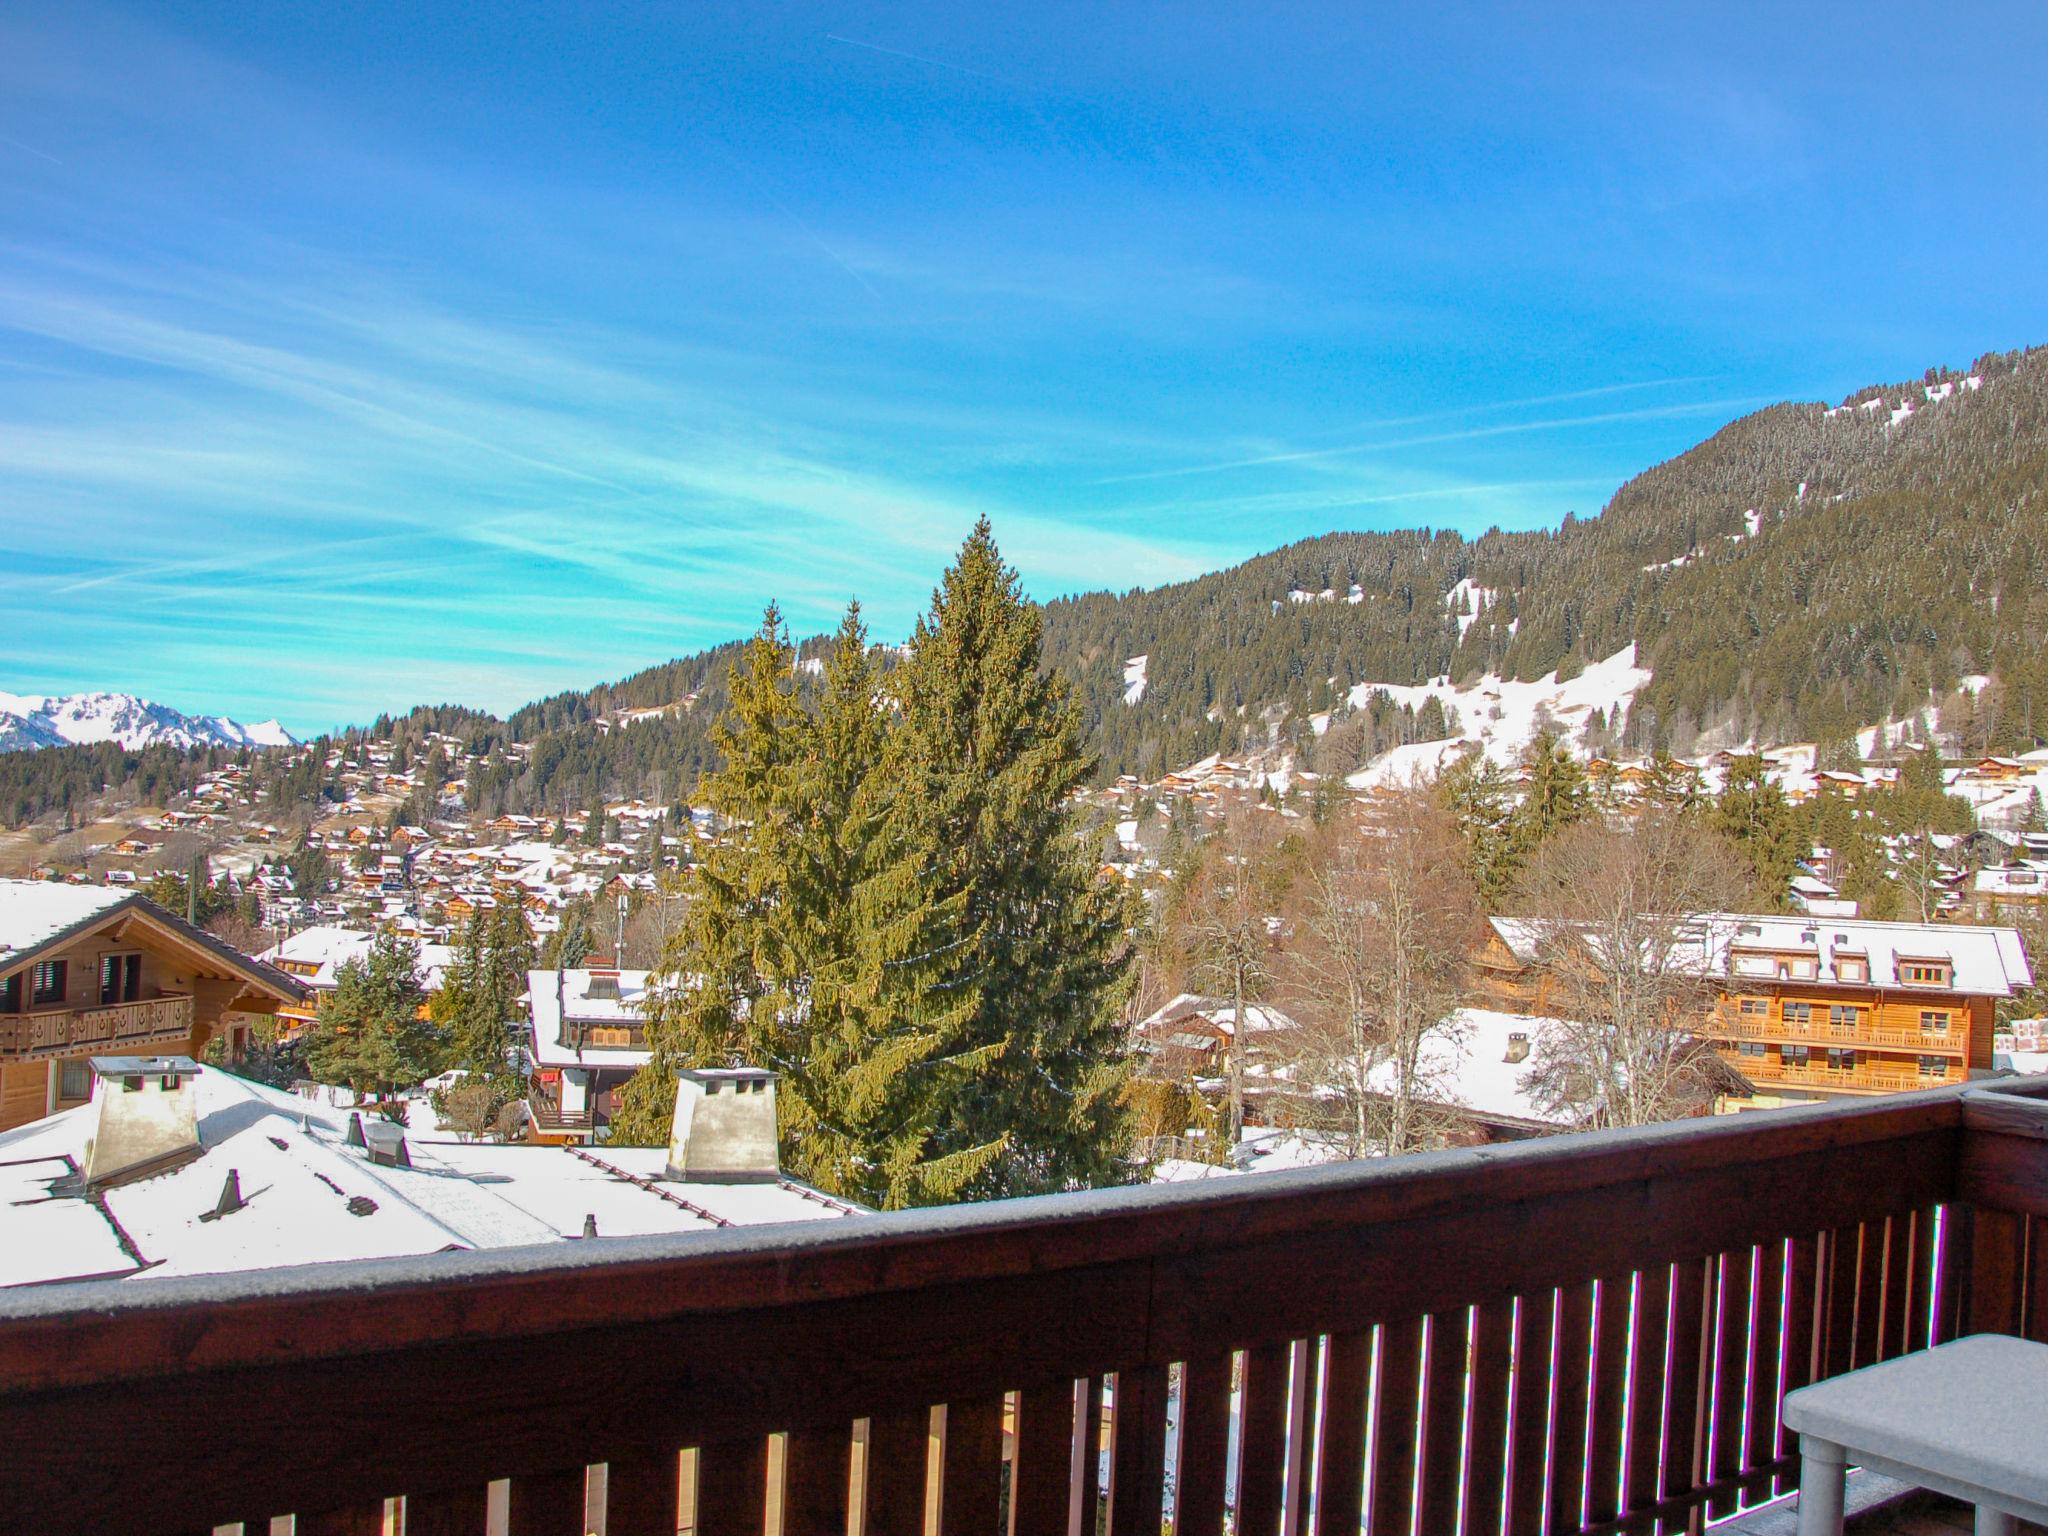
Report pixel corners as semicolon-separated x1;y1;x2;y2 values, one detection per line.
434;903;535;1096
1439;754;1522;908
304;934;440;1111
1714;754;1805;903
892;521;1136;1197
1508;734;1589;859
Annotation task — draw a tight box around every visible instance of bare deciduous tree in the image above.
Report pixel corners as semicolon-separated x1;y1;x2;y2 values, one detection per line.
1513;808;1751;1128
1277;784;1484;1157
1170;801;1292;1147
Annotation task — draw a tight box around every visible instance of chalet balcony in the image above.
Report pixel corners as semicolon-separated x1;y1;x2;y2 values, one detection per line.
526;1085;598;1137
1711;1006;1965;1057
7;1079;2048;1535
1727;1052;1956;1095
0;992;193;1061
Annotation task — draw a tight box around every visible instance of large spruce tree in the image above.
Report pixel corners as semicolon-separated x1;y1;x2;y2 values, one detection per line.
893;520;1136;1198
615;528;1136;1203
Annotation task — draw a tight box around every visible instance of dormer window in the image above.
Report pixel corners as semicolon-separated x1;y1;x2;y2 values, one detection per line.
1837;956;1869;983
1900;960;1952;987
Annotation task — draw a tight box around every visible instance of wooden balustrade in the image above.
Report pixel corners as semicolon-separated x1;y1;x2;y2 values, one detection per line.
1733;1054;1955;1094
0;993;193;1060
4;1078;2048;1536
1711;1007;1964;1056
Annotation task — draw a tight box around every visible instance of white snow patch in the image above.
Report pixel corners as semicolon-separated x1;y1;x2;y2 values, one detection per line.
1122;655;1149;706
1344;645;1653;790
1445;578;1497;639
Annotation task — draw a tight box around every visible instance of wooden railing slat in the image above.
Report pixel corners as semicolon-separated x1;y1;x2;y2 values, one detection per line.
1967;1206;2024;1335
1237;1342;1291;1536
503;1468;584;1536
1461;1299;1514;1536
1658;1257;1711;1532
1506;1292;1556;1536
403;1485;490;1536
1010;1382;1078;1536
1174;1354;1232;1536
1876;1213;1912;1362
1546;1282;1594;1536
1369;1318;1424;1536
1310;1333;1369;1536
296;1504;387;1536
605;1452;681;1536
862;1410;932;1536
1904;1207;1936;1355
937;1400;1003;1536
1105;1365;1168;1536
1584;1274;1633;1527
1417;1309;1469;1536
1073;1379;1108;1536
1623;1264;1671;1526
2028;1216;2048;1346
1703;1248;1752;1521
1774;1236;1821;1500
1742;1240;1786;1504
1850;1221;1885;1370
694;1440;768;1536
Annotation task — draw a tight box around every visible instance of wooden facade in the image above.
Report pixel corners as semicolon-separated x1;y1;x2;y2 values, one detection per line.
1704;937;1997;1100
0;896;302;1131
1475;919;2015;1104
3;1078;2048;1534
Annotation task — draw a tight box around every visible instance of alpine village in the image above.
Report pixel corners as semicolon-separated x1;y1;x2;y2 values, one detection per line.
8;11;2048;1536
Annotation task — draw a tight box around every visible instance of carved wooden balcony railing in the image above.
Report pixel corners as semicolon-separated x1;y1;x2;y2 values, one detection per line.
0;993;193;1061
5;1078;2048;1535
1710;1004;1966;1056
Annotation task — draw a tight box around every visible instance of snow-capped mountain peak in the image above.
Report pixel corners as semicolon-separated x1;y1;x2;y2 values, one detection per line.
0;691;296;754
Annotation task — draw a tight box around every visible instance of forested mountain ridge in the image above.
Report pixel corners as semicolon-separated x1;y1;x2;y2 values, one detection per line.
5;344;2045;828
1047;344;2048;778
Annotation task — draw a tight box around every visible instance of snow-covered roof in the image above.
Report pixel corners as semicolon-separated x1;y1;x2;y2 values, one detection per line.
0;882;129;968
1488;913;2033;998
0;1068;852;1288
1360;1008;1572;1129
261;925;455;992
1134;992;1298;1041
527;967;656;1068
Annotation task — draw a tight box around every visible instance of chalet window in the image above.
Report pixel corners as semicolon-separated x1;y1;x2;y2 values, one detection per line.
1918;1056;1949;1077
1782;1045;1811;1068
1783;1001;1814;1025
1838;958;1869;982
1920;1010;1952;1033
30;961;66;1008
98;954;142;1006
1826;1048;1858;1071
121;1075;143;1093
1900;962;1951;986
0;974;18;1013
1736;1041;1766;1057
1738;997;1769;1017
1828;1005;1861;1031
57;1059;90;1101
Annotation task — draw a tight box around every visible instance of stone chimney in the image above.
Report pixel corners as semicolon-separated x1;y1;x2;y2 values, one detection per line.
1503;1031;1531;1065
666;1067;780;1183
82;1056;203;1189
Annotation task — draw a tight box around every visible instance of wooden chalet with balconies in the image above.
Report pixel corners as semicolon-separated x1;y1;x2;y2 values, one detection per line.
1478;912;2031;1104
1705;915;2027;1099
0;881;304;1130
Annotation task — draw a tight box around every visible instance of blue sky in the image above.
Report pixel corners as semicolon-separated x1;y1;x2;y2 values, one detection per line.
2;2;2044;733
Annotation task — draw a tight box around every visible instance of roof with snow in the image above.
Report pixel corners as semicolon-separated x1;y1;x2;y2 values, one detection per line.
0;1068;855;1287
1488;913;2032;998
0;880;304;1000
527;967;656;1068
261;924;455;992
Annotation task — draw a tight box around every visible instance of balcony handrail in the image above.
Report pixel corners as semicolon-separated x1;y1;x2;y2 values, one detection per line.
2;1074;2046;1536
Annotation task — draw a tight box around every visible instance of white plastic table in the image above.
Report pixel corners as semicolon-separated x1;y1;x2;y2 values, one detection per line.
1782;1333;2048;1535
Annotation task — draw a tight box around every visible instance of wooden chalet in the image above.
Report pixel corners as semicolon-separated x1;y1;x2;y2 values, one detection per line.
0;882;303;1130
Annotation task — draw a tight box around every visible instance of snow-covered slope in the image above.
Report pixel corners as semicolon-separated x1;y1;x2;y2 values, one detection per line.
1341;645;1654;789
0;691;294;754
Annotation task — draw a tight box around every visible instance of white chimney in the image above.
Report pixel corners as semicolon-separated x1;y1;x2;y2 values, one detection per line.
666;1067;780;1183
82;1055;203;1189
1503;1032;1531;1065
